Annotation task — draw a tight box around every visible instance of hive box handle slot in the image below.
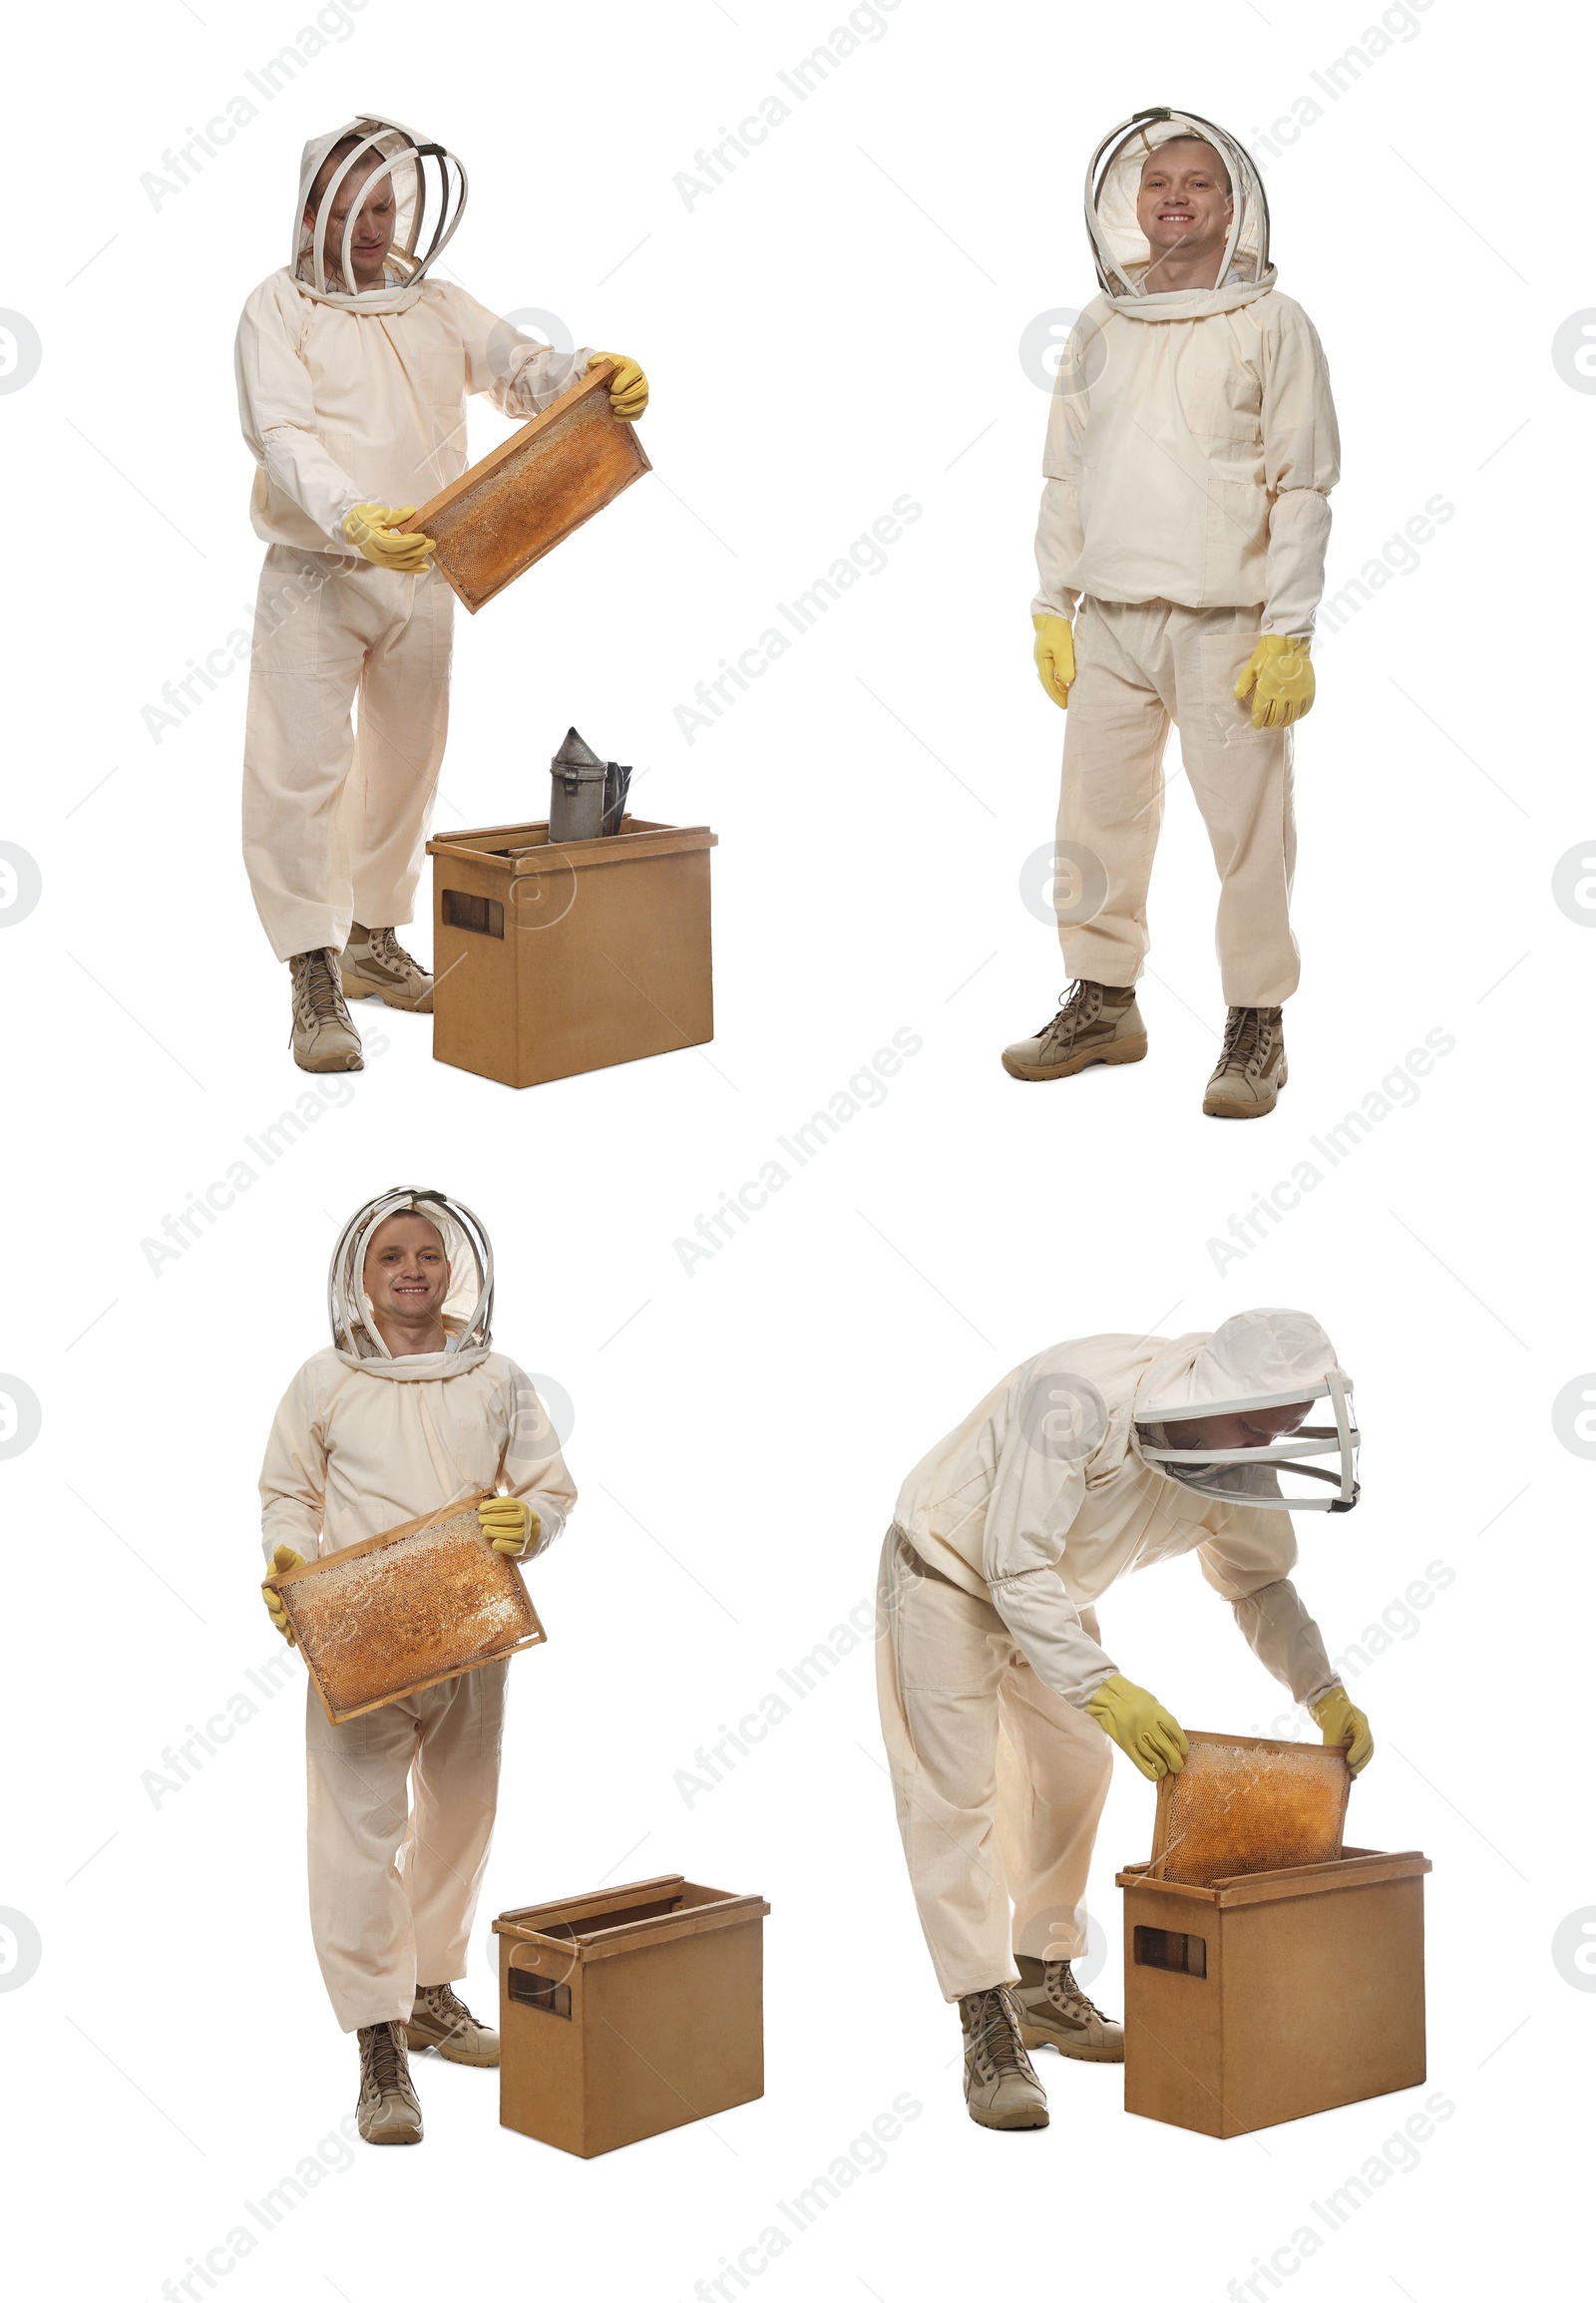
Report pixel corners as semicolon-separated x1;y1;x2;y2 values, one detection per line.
442;889;505;939
508;1970;572;2017
1134;1925;1208;1978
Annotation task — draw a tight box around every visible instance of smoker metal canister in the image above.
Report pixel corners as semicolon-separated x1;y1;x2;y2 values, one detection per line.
549;727;606;844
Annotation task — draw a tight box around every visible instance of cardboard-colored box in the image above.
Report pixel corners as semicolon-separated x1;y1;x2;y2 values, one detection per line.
404;360;650;613
494;1875;770;2157
264;1494;546;1724
1117;1846;1430;2137
426;816;717;1089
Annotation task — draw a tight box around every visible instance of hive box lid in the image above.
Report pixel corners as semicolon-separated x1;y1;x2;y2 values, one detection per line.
427;817;715;875
265;1492;546;1725
1118;1845;1432;1908
495;1875;770;1966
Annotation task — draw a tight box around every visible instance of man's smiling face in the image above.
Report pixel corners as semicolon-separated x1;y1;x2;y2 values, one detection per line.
1134;140;1234;277
362;1213;448;1333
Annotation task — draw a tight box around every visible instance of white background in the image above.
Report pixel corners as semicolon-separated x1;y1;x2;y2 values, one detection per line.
2;0;1590;2296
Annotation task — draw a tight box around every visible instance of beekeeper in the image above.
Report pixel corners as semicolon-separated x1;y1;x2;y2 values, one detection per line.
236;117;649;1072
876;1308;1372;2130
1004;109;1339;1119
258;1188;576;2145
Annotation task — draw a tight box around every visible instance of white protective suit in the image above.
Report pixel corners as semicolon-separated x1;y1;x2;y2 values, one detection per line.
1032;110;1340;1006
877;1310;1352;2001
260;1189;576;2032
236;119;596;960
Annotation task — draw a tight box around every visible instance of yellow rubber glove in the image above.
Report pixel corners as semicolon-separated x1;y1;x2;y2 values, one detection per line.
261;1543;304;1645
1084;1673;1190;1780
1311;1685;1374;1775
342;503;435;574
1233;634;1315;728
479;1495;541;1558
588;352;648;420
1032;612;1075;710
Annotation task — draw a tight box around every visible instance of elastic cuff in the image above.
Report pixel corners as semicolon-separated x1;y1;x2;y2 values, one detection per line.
1014;1929;1085;1963
340;2001;414;2035
943;1965;1019;2004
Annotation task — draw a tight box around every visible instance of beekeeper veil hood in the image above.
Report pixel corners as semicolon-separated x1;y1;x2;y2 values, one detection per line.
294;117;468;313
1085;108;1271;308
328;1188;494;1364
1135;1308;1359;1512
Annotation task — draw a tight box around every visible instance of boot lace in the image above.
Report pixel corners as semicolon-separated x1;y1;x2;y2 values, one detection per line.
292;948;352;1031
361;2022;414;2102
354;925;421;974
1217;1005;1278;1078
1218;1005;1256;1067
1038;980;1098;1055
965;1988;1036;2085
418;1983;470;2029
1043;1959;1110;2026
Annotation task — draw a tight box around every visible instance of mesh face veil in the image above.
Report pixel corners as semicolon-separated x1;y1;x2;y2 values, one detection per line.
1135;1309;1360;1513
328;1188;495;1359
1084;107;1269;299
294;118;468;309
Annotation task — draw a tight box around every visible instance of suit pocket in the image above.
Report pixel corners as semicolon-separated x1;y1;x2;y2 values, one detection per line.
1181;336;1264;445
1196;625;1278;755
412;334;468;411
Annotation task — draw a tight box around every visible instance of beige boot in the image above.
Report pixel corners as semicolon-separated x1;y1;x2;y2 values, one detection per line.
1203;1004;1287;1118
1001;980;1147;1081
356;2021;423;2144
1012;1955;1124;2064
959;1986;1049;2130
289;948;363;1073
403;1981;499;2068
341;923;434;1012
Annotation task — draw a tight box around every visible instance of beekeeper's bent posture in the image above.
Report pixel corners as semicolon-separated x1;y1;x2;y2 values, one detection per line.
877;1309;1373;2130
236;117;649;1072
259;1189;575;2144
1004;109;1339;1119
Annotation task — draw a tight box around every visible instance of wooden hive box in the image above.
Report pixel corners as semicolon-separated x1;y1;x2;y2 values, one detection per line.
403;360;650;612
494;1875;770;2158
425;816;716;1090
264;1493;546;1724
1151;1730;1351;1887
1118;1842;1432;2138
